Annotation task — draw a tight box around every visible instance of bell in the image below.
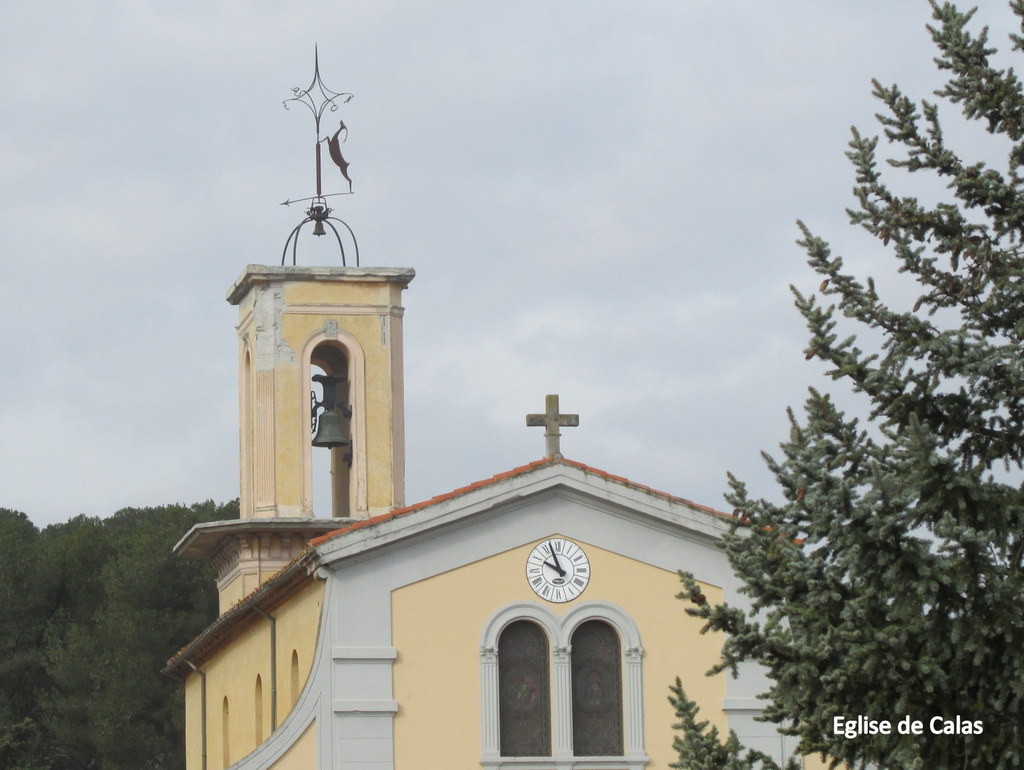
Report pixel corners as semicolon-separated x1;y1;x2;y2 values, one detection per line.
312;220;327;237
312;409;349;449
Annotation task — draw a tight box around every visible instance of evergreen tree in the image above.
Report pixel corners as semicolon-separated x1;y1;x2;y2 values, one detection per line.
44;501;226;770
0;501;228;769
674;3;1024;768
669;678;800;770
0;509;52;770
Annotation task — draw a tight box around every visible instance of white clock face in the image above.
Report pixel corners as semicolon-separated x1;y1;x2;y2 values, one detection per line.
526;537;590;603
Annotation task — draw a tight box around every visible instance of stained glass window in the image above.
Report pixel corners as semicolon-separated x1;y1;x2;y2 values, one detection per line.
571;620;623;756
498;620;551;756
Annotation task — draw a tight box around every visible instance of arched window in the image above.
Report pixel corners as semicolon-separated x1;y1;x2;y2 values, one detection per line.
571;620;623;756
498;621;551;756
222;696;231;769
254;674;264;745
480;601;645;769
290;649;301;706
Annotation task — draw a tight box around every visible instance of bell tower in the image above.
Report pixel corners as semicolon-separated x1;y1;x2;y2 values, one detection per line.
174;53;414;613
229;265;414;520
176;266;413;612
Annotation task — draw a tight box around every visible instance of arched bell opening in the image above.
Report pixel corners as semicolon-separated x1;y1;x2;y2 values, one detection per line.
310;342;352;518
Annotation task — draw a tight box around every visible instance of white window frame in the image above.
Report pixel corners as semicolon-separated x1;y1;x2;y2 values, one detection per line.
479;601;649;769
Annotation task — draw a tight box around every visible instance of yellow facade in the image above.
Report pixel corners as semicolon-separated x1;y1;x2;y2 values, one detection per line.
266;722;317;770
802;753;836;770
179;528;828;770
183;578;324;770
391;537;725;768
212;538;318;615
217;571;281;617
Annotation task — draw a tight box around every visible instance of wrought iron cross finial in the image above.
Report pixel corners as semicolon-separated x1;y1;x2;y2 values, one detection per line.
280;47;360;266
283;46;354;200
526;394;580;459
284;47;354;131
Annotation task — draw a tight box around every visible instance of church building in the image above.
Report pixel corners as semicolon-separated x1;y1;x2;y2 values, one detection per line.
163;262;821;769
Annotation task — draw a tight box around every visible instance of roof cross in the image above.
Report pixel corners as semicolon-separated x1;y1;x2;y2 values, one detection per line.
526;394;579;459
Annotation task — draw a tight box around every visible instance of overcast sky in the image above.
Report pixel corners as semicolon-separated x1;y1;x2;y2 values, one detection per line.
2;1;1019;527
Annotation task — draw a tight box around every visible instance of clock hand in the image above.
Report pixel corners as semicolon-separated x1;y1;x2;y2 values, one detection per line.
543;559;566;574
547;542;567;576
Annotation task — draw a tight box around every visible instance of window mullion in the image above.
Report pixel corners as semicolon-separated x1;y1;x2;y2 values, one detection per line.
481;646;500;758
624;645;645;757
552;644;573;758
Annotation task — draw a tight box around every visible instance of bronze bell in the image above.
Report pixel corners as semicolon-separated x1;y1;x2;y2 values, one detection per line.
312;220;327;237
312;409;349;448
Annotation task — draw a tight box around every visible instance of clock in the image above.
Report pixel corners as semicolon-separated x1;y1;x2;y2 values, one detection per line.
526;537;590;603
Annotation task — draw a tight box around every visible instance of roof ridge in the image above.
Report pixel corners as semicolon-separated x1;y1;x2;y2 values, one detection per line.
308;456;727;548
307;457;558;547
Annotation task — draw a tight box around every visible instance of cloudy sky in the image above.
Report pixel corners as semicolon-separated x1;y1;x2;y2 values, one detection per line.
2;1;1018;527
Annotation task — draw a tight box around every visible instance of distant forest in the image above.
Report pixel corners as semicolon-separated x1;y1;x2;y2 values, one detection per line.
0;501;232;770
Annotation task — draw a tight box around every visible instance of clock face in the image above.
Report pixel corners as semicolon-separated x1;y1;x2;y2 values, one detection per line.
526;537;590;603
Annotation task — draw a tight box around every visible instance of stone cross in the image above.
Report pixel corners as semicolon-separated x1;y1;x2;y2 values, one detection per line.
526;394;579;459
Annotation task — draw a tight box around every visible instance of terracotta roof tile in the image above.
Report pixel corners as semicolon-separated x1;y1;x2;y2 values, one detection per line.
164;548;316;676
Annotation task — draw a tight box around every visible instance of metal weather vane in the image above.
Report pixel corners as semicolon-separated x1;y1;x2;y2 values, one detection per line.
281;47;360;266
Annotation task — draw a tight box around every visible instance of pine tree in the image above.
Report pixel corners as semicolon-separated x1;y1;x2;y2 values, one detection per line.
0;501;228;769
674;3;1024;768
43;502;226;770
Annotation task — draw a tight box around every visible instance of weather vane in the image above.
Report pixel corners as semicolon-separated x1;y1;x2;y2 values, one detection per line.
281;47;359;266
